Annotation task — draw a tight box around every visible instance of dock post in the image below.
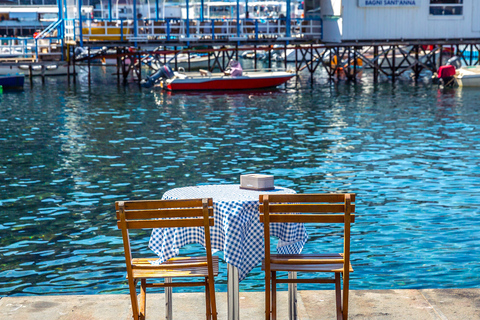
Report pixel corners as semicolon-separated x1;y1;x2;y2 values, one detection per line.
235;44;238;61
346;46;351;81
439;44;444;67
208;47;211;71
41;65;45;84
116;47;121;84
138;51;142;87
469;44;473;66
222;46;225;71
73;47;76;85
414;45;420;81
295;45;298;73
29;65;33;86
284;44;287;70
88;47;91;85
268;46;272;70
123;48;127;85
310;44;313;84
254;45;257;70
67;44;70;84
391;46;396;82
67;46;70;84
174;46;178;70
373;46;379;83
353;46;358;82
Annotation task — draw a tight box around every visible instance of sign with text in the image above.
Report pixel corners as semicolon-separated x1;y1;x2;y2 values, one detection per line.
358;0;419;7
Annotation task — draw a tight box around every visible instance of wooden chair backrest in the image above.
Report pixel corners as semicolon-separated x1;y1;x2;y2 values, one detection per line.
259;194;355;224
116;198;214;230
259;193;355;270
115;198;214;271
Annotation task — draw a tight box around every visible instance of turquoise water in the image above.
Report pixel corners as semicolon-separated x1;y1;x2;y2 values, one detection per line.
1;66;480;296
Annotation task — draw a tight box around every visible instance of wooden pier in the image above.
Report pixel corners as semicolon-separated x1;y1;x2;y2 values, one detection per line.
62;38;480;86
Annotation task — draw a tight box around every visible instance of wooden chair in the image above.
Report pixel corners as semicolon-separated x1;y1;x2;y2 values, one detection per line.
116;198;218;320
259;193;355;320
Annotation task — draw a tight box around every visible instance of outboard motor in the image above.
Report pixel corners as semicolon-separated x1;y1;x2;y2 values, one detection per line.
447;56;462;69
74;47;88;60
434;56;461;87
141;64;175;88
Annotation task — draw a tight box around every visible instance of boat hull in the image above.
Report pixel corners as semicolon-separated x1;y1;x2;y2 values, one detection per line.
0;64;70;77
164;71;295;91
455;67;480;87
0;75;25;89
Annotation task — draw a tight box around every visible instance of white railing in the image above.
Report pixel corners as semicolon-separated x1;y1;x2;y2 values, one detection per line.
64;18;322;42
0;37;63;60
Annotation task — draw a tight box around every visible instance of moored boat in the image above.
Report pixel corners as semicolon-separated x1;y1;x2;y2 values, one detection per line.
0;63;70;77
455;66;480;87
159;70;295;91
0;74;25;89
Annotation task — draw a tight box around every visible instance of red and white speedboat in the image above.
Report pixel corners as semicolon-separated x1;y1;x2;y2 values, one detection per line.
158;70;296;91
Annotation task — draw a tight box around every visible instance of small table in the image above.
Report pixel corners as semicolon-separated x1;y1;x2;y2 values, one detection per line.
149;184;307;320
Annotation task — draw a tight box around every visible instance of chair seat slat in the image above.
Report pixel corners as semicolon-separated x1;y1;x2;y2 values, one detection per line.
116;207;214;220
259;203;355;213
259;214;355;223
270;258;344;265
260;193;356;203
116;198;213;210
118;217;214;229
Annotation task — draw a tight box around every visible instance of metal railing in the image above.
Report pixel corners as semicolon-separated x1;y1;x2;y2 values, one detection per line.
64;17;322;43
0;36;63;60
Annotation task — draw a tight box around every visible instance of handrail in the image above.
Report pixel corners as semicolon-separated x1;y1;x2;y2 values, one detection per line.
63;17;322;42
36;19;63;39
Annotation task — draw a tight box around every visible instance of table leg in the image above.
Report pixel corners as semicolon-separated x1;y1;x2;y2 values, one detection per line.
227;263;240;320
165;277;173;320
288;271;297;320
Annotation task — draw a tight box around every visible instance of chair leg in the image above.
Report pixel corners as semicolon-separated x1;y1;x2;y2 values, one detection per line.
205;278;212;320
139;279;147;320
335;273;342;320
265;270;271;320
128;277;140;320
343;271;350;320
272;271;277;320
165;277;173;320
208;276;217;320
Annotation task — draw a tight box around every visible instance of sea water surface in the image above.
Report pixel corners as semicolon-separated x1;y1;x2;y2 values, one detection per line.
1;66;479;296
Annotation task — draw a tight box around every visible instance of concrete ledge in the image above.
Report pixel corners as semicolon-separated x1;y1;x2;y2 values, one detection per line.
1;289;479;320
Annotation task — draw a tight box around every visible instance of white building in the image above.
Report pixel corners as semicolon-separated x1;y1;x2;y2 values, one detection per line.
319;0;480;43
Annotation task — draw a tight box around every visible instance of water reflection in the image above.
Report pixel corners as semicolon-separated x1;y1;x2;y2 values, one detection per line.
1;67;479;295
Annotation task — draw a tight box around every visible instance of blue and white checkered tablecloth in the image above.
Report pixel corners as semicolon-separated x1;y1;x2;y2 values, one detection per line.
148;184;308;281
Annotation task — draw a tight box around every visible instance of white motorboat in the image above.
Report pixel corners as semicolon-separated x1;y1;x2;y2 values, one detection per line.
0;63;70;76
455;66;480;87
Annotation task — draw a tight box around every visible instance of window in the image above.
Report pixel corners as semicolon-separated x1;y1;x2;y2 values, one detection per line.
430;0;463;16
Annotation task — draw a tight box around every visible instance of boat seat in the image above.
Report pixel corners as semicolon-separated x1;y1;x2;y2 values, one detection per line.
174;72;188;79
199;69;212;77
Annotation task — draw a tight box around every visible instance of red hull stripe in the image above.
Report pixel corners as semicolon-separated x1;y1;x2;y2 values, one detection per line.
166;75;294;91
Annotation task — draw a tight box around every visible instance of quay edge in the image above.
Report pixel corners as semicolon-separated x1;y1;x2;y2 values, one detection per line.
1;289;479;320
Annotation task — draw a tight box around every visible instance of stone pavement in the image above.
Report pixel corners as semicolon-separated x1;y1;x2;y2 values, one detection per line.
1;289;479;320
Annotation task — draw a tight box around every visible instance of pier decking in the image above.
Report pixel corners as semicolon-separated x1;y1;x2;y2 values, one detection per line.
1;289;479;319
